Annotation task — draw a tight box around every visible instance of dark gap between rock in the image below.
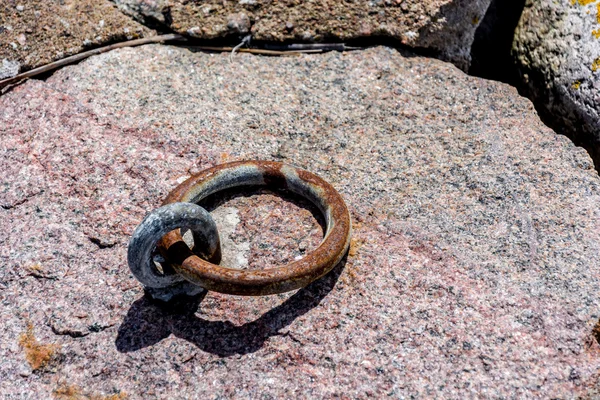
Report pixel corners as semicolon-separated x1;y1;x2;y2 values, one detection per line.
109;0;175;34
469;0;526;86
469;0;600;174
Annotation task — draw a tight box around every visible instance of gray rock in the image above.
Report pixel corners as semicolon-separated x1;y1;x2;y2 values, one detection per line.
112;0;170;27
0;59;20;79
112;0;492;70
1;45;600;397
415;0;493;70
513;0;600;167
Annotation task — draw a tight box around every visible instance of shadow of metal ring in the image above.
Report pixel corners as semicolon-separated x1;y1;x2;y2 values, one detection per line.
158;160;352;296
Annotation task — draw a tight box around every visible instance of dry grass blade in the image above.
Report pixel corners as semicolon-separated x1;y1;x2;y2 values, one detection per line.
190;46;322;56
0;34;186;89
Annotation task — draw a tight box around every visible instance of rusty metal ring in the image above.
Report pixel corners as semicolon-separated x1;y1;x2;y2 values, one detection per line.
158;160;352;296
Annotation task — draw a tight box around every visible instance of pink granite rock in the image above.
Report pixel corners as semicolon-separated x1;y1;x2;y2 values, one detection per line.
1;45;600;398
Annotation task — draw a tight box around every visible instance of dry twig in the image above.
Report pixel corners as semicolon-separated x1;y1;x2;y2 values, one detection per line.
0;33;186;89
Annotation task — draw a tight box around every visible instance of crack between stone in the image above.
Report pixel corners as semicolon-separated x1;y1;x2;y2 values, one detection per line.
1;198;29;210
1;190;43;210
88;237;117;249
51;322;116;338
51;326;90;338
4;0;596;178
109;0;175;34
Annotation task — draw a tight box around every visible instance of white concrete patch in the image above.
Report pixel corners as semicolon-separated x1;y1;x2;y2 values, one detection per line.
211;206;250;269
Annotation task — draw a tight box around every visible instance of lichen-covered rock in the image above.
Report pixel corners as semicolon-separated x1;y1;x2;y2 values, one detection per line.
0;0;153;78
113;0;491;69
2;45;600;397
513;0;600;167
112;0;170;28
0;59;20;80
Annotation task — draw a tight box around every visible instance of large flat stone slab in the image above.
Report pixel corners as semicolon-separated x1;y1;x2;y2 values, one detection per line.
2;45;600;397
114;0;491;70
0;0;153;79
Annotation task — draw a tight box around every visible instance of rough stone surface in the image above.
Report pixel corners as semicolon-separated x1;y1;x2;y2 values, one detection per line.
2;45;600;398
113;0;171;28
0;0;153;78
513;0;600;168
113;0;491;70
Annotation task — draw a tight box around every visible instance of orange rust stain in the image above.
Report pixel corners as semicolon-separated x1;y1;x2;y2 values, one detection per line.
28;263;43;272
53;385;81;400
342;264;359;284
348;237;365;257
351;220;363;233
18;323;59;371
53;383;128;400
219;152;230;163
25;263;47;277
341;255;362;285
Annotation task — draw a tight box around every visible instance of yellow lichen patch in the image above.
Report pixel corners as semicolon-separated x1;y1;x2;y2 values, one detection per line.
577;0;597;6
348;237;365;257
219;152;230;163
572;80;582;89
340;261;359;285
53;385;82;400
29;262;43;271
593;29;600;38
53;383;128;400
592;58;600;72
18;324;60;371
25;262;52;277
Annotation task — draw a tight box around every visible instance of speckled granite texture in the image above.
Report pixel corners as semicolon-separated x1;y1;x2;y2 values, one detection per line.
513;0;600;169
2;45;600;398
0;0;153;78
113;0;491;70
